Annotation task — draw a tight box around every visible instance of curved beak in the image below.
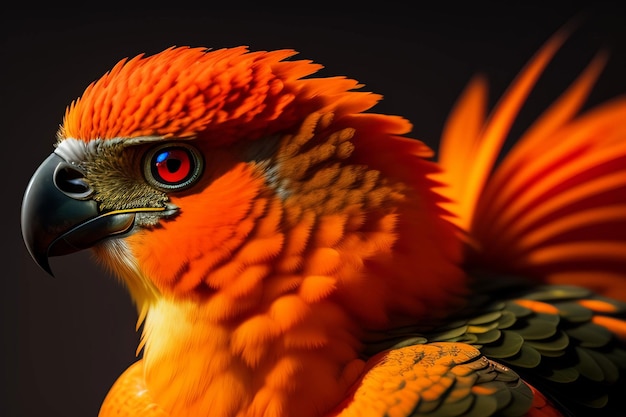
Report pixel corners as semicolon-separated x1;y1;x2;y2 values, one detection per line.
21;153;136;276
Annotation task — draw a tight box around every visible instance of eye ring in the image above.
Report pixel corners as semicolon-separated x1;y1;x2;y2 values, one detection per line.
143;142;204;191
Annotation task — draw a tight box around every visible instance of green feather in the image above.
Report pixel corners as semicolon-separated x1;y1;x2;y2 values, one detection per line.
429;395;474;417
474;329;502;345
525;331;569;356
554;301;593;323
586;348;620;383
467;311;503;325
539;365;579;383
566;322;612;348
511;315;558;340
524;285;591;301
575;347;606;382
503;344;542;368
480;331;524;359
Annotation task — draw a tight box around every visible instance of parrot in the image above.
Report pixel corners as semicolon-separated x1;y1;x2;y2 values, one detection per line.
20;25;626;417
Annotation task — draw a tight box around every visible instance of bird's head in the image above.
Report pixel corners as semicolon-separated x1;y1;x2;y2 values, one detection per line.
22;46;461;326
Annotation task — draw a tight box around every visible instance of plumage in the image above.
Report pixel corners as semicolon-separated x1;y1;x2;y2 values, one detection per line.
20;24;626;417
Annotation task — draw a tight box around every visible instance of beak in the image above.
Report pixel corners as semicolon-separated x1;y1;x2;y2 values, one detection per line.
21;153;136;276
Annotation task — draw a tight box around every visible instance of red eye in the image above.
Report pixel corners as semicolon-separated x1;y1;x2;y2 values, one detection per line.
144;143;204;191
154;149;191;183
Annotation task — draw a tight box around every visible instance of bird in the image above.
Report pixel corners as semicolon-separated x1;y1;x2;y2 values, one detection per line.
21;26;626;417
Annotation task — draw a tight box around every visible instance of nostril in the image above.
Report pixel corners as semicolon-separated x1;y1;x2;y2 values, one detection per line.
53;162;94;200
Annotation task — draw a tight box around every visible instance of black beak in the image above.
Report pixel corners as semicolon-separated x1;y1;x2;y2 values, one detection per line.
21;153;135;276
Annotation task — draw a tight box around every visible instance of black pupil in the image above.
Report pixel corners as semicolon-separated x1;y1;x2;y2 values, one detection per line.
166;158;181;172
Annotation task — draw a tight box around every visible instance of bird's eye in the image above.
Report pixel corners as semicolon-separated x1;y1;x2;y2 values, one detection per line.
143;143;204;191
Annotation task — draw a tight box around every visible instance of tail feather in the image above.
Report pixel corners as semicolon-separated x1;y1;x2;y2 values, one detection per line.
478;49;610;216
434;27;626;300
476;100;626;247
435;29;570;231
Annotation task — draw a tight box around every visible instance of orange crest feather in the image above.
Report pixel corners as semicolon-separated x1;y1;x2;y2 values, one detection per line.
58;46;384;145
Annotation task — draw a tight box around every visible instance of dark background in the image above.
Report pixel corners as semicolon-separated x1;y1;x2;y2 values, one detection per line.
3;5;625;417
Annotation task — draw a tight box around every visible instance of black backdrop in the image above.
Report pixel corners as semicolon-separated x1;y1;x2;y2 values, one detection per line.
3;5;625;417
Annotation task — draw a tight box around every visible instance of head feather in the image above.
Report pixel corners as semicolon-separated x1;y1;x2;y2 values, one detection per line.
57;46;383;145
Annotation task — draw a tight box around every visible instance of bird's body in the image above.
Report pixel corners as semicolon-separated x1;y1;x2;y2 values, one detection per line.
21;28;626;417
